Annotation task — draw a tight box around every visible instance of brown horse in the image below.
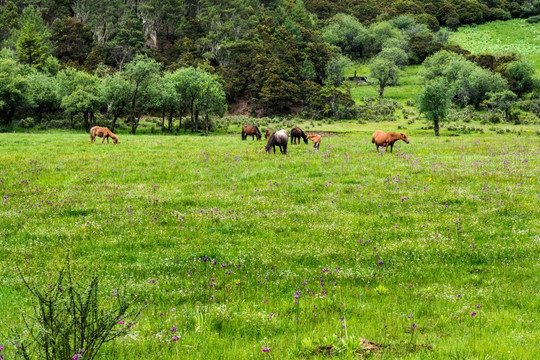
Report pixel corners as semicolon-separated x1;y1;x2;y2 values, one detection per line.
371;131;409;153
265;130;288;154
90;126;119;144
242;125;262;141
264;129;271;139
291;127;308;144
307;134;322;150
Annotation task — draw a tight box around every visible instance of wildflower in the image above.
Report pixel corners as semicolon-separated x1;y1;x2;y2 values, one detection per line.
378;261;384;265
457;294;461;298
261;346;270;353
411;323;418;330
118;319;124;325
171;326;178;332
171;308;176;312
476;304;481;309
172;336;181;341
471;312;477;317
408;312;413;319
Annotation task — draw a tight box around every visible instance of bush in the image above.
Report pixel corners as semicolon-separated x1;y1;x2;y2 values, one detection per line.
526;15;540;24
11;254;143;360
18;117;35;128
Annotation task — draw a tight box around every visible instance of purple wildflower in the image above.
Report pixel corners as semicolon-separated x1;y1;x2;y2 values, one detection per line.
261;346;270;353
471;312;477;317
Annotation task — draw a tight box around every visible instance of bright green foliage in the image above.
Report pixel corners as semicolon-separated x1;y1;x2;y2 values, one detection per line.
422;50;509;108
326;55;350;87
505;61;537;97
417;78;451;136
26;70;60;123
369;47;406;98
57;67;101;130
15;6;52;70
147;72;180;130
99;72;133;131
323;14;369;59
124;54;162;133
0;49;28;127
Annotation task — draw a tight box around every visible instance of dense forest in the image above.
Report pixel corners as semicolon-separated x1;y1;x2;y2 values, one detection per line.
0;0;539;132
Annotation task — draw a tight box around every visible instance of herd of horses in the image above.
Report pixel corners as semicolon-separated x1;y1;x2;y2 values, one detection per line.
88;124;410;154
241;125;409;154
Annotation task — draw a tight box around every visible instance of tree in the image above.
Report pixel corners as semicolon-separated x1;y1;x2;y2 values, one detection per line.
417;78;451;136
57;68;101;130
506;61;537;97
124;54;162;134
15;6;52;70
369;48;406;99
99;72;133;131
0;1;19;42
146;72;180;131
107;11;146;70
26;70;60;124
486;90;517;122
51;17;94;68
0;50;28;128
322;13;369;59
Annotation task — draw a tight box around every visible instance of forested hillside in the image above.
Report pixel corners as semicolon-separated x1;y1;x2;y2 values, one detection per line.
0;0;539;132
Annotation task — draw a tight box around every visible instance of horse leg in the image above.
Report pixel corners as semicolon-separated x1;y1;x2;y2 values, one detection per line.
390;144;393;153
102;136;105;144
385;144;389;152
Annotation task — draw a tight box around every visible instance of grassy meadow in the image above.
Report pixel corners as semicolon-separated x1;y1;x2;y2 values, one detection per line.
0;120;539;359
450;19;540;71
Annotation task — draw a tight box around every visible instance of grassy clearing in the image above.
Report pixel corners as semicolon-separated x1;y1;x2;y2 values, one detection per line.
346;65;423;105
450;19;540;71
0;120;539;359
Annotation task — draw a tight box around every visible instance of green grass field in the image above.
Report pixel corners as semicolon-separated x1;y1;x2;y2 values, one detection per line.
450;19;540;71
0;121;539;359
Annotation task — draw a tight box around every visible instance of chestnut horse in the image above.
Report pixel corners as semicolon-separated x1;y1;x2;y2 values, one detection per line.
90;126;119;144
264;129;271;139
265;130;288;154
291;127;308;144
307;134;322;150
371;131;409;153
242;125;262;141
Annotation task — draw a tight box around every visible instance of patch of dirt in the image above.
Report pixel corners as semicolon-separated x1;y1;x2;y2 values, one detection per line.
227;99;263;117
412;344;433;351
313;345;333;356
358;338;384;353
306;131;344;137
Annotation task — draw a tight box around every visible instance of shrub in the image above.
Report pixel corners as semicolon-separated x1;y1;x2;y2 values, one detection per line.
18;117;35;129
11;254;143;360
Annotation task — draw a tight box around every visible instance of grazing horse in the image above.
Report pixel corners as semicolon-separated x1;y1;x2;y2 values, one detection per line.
307;134;322;150
90;126;119;144
264;129;271;139
265;130;288;154
242;125;262;141
290;127;308;144
371;131;409;153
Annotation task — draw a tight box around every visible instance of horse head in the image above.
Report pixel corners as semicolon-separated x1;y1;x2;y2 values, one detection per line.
400;133;410;144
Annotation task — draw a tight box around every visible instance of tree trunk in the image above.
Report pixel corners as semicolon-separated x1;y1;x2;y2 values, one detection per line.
162;109;166;128
195;109;199;132
83;112;89;132
205;114;209;135
111;114;118;132
434;119;440;136
131;115;140;134
378;87;384;99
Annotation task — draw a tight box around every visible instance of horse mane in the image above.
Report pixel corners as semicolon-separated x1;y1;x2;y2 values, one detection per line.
300;129;307;139
253;126;262;136
265;133;276;152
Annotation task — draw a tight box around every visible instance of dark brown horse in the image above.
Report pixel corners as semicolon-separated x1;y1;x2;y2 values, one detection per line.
242;125;262;141
265;130;288;154
290;127;308;144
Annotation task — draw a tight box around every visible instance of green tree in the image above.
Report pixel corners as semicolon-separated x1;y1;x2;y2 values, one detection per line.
99;72;133;131
51;17;94;68
0;1;19;42
417;78;451;136
57;68;101;130
322;13;369;59
108;11;146;70
15;6;52;69
299;58;317;82
0;50;28;128
506;61;537;97
26;70;60;124
485;90;517;122
124;54;162;134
